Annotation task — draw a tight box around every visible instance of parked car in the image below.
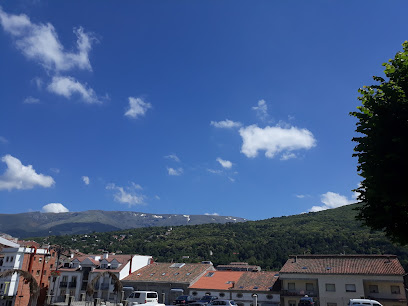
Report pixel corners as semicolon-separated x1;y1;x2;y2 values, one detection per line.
209;300;236;306
173;295;196;305
126;291;162;305
198;296;218;304
348;299;383;306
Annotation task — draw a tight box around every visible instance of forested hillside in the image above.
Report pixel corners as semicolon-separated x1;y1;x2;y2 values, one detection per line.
40;204;408;271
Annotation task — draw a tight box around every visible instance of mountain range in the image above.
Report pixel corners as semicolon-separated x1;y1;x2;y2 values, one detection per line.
0;210;247;238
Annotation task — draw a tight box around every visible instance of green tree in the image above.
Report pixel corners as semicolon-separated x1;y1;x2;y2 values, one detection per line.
351;41;408;244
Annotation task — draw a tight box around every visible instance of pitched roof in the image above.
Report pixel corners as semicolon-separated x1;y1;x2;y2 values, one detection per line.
122;262;213;284
280;255;405;276
189;271;279;291
234;271;280;291
189;271;244;290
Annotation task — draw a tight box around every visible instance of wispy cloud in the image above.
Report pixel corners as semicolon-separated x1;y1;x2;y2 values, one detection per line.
207;169;222;174
23;96;40;104
167;167;183;176
0;7;95;72
106;182;145;206
309;192;354;212
0;136;8;144
125;97;152;119
252;99;268;120
164;154;180;162
42;203;69;213
210;119;242;129
0;154;55;190
216;157;232;169
82;176;90;185
239;124;316;159
47;76;101;104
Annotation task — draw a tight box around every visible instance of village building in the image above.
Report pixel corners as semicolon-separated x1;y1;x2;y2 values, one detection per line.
122;262;215;304
0;244;57;306
188;270;280;306
49;252;152;304
279;254;407;306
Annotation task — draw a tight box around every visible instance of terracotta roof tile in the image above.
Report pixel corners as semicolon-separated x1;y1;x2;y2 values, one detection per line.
280;255;405;275
190;271;244;290
234;271;280;291
123;262;213;284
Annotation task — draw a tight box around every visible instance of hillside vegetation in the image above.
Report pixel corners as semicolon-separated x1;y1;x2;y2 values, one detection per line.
41;204;408;271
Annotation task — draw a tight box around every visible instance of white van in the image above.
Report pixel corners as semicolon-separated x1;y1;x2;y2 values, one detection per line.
348;299;383;306
126;291;159;304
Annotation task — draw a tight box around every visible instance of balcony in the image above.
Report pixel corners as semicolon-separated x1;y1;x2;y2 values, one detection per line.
281;290;317;297
68;282;77;288
59;282;68;288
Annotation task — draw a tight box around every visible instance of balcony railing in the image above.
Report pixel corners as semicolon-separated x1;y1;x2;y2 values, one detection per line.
59;281;68;287
68;282;77;288
281;290;317;297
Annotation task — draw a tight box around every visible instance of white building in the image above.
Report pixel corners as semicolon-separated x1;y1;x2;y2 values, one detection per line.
49;252;152;303
189;270;280;306
279;254;407;306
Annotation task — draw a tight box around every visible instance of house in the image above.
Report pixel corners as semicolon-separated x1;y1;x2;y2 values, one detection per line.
0;245;57;306
188;270;280;306
122;262;215;304
279;254;407;306
217;262;262;272
49;252;152;303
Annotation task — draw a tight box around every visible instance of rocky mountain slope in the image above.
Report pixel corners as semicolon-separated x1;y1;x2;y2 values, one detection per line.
0;210;247;238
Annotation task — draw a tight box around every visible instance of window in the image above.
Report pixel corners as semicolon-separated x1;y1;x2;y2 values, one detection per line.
289;300;296;306
50;264;53;269
288;283;295;290
219;293;225;297
36;270;40;276
326;284;335;292
266;294;273;300
43;270;47;276
391;286;400;294
345;284;356;292
306;283;314;291
192;292;197;296
237;293;243;298
205;272;215;277
61;290;66;296
9;257;13;262
39;257;43;263
369;285;379;293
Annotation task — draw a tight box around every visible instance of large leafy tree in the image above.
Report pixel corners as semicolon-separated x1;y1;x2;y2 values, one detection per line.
351;41;408;245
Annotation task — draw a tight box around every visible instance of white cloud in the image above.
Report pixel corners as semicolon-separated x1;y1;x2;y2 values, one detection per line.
228;177;235;182
164;154;180;162
0;7;94;72
207;169;222;174
210;119;242;129
309;191;354;212
106;183;145;206
167;167;183;176
280;152;297;161
252;99;268;120
23;96;40;104
296;194;306;199
82;176;90;185
239;124;316;159
47;76;100;104
0;155;55;190
205;212;219;216
0;136;8;144
216;157;232;169
50;168;60;174
125;97;152;119
42;203;69;213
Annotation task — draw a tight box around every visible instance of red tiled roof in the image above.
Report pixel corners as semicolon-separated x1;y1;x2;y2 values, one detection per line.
234;271;279;291
279;255;405;275
123;262;214;284
189;271;244;290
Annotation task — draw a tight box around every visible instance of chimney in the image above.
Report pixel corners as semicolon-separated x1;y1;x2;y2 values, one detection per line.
70;253;74;259
103;251;109;259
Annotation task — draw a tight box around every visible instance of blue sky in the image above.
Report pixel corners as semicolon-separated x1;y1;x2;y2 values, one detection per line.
0;1;407;220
